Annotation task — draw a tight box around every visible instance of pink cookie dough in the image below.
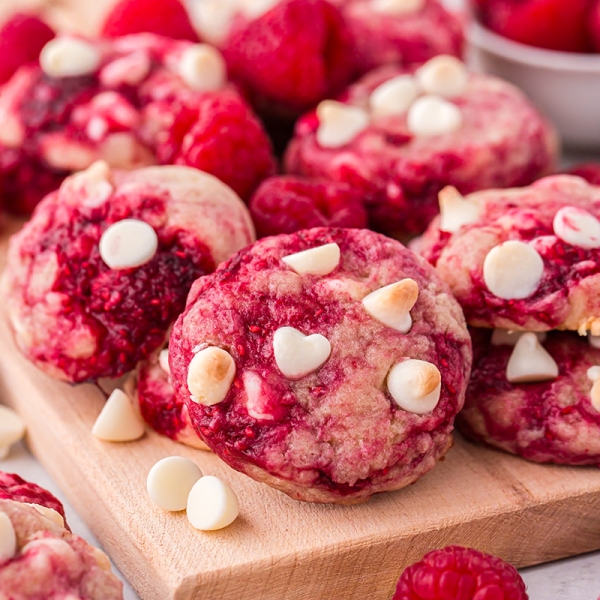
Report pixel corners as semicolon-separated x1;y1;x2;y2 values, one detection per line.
459;329;600;466
285;64;558;235
169;227;472;504
416;175;600;334
2;163;255;382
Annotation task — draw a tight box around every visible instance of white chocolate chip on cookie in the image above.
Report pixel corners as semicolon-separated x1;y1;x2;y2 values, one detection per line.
438;186;481;233
0;405;26;460
416;55;469;98
147;456;203;512
178;44;227;92
0;513;17;564
316;101;370;148
25;504;65;528
282;243;340;276
387;359;441;414
40;37;101;78
506;333;558;383
187;475;239;531
407;95;463;137
372;0;425;14
362;278;418;333
92;389;145;442
188;347;236;405
369;75;419;118
553;206;600;250
159;349;171;375
99;219;158;270
273;327;331;380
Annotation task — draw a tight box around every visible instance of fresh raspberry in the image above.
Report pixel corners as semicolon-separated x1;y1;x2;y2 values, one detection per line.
588;0;600;52
393;546;528;600
171;94;277;201
249;175;367;237
565;163;600;185
223;0;356;115
101;0;199;42
476;0;593;53
0;13;55;85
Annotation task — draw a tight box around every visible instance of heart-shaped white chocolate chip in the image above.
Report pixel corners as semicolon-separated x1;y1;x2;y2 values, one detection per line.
178;44;227;92
187;347;236;405
491;329;547;347
316;101;370;148
483;241;544;300
387;359;441;414
282;243;340;276
147;456;203;512
187;475;239;531
362;278;419;333
0;405;25;460
40;37;101;78
415;55;469;98
0;512;17;564
506;333;558;383
369;75;420;118
372;0;425;14
92;389;146;442
438;186;480;234
273;327;331;380
159;349;170;375
407;95;463;137
553;206;600;250
99;219;158;270
26;504;65;528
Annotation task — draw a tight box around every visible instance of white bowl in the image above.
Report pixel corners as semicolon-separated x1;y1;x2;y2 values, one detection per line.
469;20;600;150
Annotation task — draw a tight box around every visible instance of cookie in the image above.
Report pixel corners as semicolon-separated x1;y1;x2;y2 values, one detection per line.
2;162;255;382
169;227;472;504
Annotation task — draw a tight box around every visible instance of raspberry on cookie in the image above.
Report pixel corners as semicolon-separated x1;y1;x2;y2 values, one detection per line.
169;227;472;504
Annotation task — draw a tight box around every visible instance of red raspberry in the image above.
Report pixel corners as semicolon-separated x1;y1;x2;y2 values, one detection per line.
566;163;600;185
249;175;367;237
393;546;528;600
101;0;199;42
0;13;55;85
588;0;600;51
476;0;593;53
223;0;356;115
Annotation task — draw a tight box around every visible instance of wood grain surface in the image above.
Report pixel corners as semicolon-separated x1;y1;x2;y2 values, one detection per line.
2;222;600;599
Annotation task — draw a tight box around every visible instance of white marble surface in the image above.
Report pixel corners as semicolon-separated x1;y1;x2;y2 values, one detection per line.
2;440;599;599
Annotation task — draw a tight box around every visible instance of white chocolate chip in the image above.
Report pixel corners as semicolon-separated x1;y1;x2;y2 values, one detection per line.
187;347;236;406
282;243;340;276
68;161;114;208
186;475;239;531
25;504;65;528
589;333;600;349
438;186;480;233
415;55;469;98
185;0;239;46
387;359;442;415
491;329;547;346
316;101;370;148
0;112;25;148
407;95;463;137
553;206;600;250
506;333;558;383
273;327;331;380
0;512;16;564
587;366;600;382
178;44;227;92
591;380;600;411
147;456;203;512
159;349;171;375
99;219;158;270
372;0;425;14
483;241;544;300
362;278;418;333
92;389;145;442
0;406;26;460
369;75;419;118
40;37;101;78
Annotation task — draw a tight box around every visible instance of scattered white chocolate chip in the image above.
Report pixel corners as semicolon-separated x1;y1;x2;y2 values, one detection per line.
92;389;145;442
0;512;16;564
185;0;239;45
99;219;158;270
40;37;101;78
372;0;424;14
589;333;600;349
186;475;239;531
483;241;544;300
282;243;340;276
587;366;600;382
506;333;558;383
491;329;547;347
316;101;370;148
438;186;480;233
178;44;227;92
415;55;469;98
553;206;600;250
25;504;65;528
273;327;331;380
407;95;463;137
187;347;236;406
387;359;442;415
0;405;26;461
362;278;418;333
591;381;600;412
147;456;203;512
159;349;171;375
369;75;419;118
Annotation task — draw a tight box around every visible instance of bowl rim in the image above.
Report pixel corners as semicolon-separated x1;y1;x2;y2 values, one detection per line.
469;20;600;73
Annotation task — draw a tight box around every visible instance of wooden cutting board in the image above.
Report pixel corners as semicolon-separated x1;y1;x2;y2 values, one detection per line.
2;221;600;600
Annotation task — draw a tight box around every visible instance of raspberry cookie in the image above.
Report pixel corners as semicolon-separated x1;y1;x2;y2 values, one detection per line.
0;32;275;214
2;162;255;382
416;175;600;334
458;329;600;466
0;472;123;599
285;57;558;234
329;0;464;73
169;227;472;504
